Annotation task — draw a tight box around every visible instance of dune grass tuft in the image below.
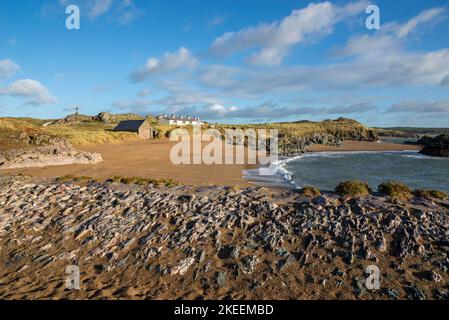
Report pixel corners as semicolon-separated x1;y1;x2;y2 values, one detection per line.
335;180;371;197
300;186;321;197
378;181;412;200
414;189;448;201
107;176;179;187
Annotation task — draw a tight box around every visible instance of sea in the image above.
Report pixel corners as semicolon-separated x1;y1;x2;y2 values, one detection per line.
244;149;449;193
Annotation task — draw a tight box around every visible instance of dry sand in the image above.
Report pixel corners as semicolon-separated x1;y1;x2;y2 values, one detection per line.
0;139;421;186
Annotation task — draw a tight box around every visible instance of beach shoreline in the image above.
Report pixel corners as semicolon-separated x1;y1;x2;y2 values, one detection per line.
0;139;421;187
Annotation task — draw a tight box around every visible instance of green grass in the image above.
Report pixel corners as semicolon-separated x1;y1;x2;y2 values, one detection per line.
335;180;372;197
378;181;413;200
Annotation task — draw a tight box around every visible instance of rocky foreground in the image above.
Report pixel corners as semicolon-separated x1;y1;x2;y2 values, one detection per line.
0;176;448;300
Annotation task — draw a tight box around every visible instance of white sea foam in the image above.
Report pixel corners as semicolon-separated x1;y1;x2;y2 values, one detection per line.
244;150;445;190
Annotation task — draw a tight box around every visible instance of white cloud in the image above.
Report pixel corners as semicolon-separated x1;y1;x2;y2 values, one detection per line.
198;8;449;95
54;0;142;24
123;6;449;122
387;99;449;114
441;74;449;86
397;7;446;39
112;98;152;113
208;14;226;28
160;101;376;121
209;1;368;66
0;59;20;78
115;0;143;25
0;79;57;106
137;88;151;97
130;47;198;81
89;0;113;18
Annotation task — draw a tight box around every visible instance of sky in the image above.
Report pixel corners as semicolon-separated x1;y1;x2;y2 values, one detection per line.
1;0;449;127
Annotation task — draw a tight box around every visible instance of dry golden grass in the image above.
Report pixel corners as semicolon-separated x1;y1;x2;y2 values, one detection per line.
300;186;321;197
378;181;413;200
0;117;141;147
0;116;374;148
42;123;139;146
414;189;448;201
335;180;372;197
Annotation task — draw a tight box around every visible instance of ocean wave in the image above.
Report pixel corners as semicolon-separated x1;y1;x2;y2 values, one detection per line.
400;154;447;160
244;149;444;190
271;150;424;189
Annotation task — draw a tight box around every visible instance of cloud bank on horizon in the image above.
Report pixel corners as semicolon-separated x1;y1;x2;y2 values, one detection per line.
1;0;449;126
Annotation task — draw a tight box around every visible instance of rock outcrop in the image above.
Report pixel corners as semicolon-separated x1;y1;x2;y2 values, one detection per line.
278;132;342;155
0;137;102;169
92;112;141;124
419;134;449;157
51;112;142;125
0;177;447;299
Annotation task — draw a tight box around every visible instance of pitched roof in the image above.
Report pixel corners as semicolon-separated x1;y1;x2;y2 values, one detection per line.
158;115;200;121
113;120;148;132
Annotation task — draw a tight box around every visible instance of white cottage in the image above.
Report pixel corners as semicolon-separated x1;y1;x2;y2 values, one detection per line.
157;114;204;126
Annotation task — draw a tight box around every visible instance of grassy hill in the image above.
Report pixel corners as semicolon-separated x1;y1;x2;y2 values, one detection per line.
0;115;377;151
0;116;139;149
218;117;376;140
374;127;449;138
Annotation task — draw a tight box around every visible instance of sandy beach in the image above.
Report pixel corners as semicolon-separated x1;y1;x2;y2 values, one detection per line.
0;139;421;186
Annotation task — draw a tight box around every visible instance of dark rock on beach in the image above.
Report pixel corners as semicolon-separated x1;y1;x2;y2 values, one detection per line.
419;134;449;157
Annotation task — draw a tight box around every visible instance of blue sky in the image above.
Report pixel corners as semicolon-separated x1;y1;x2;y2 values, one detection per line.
1;0;449;126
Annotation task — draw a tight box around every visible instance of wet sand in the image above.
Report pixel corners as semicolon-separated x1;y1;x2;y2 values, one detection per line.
0;140;421;186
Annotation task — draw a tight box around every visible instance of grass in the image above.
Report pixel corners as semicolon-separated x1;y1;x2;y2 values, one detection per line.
414;189;448;201
216;117;375;140
300;186;321;197
1;116;376;149
107;176;179;187
378;181;413;200
56;175;179;187
56;175;100;183
42;122;139;146
335;180;372;197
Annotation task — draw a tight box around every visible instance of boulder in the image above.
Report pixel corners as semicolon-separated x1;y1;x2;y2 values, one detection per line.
419;134;449;157
0;140;102;169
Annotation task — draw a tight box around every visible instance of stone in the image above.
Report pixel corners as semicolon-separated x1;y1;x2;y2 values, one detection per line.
170;257;195;276
197;250;206;263
218;245;240;259
239;256;258;274
353;277;367;297
384;288;400;300
216;272;227;288
422;270;443;283
405;285;427;300
419;134;449;157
